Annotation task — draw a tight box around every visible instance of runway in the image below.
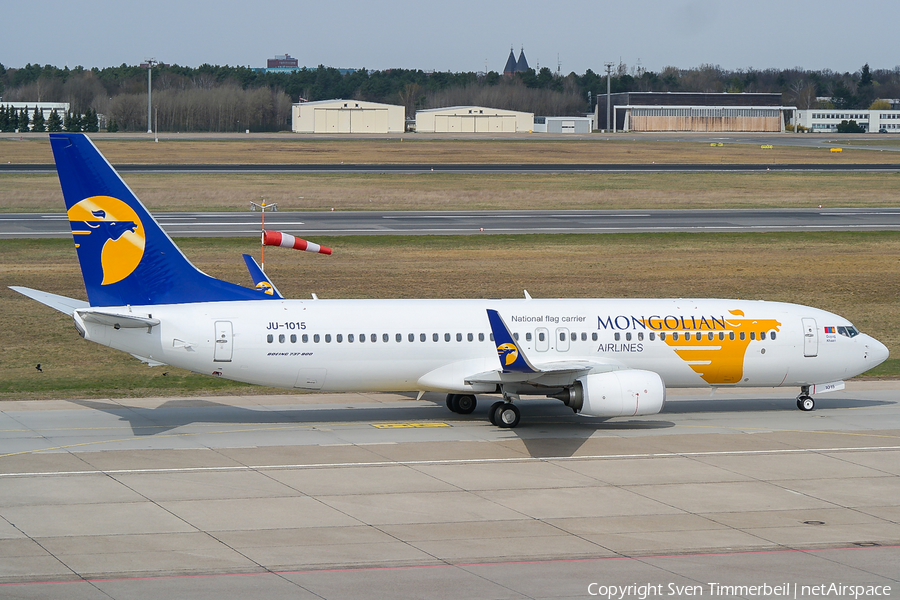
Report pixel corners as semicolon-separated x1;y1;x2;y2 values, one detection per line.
5;207;900;238
1;383;898;598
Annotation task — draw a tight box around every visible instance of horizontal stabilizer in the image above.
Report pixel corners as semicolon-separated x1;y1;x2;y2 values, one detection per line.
77;308;160;329
9;286;88;316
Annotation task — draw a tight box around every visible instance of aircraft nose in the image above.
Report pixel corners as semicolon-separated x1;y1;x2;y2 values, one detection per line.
865;336;889;368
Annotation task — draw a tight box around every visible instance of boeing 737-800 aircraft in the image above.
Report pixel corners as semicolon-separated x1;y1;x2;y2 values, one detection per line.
11;134;889;428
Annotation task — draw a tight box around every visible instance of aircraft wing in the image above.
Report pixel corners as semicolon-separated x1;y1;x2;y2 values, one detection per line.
9;286;89;316
465;358;623;386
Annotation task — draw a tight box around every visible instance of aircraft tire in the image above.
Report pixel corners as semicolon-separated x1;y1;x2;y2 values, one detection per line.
798;396;815;411
446;394;460;413
455;394;477;414
489;401;505;426
496;403;521;428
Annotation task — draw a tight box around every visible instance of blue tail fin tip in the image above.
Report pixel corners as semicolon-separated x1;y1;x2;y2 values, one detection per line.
51;133;275;307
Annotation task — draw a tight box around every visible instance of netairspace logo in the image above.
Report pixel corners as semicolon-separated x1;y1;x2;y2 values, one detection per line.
586;582;892;599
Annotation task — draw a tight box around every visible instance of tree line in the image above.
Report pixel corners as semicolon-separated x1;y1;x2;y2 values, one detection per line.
1;61;898;132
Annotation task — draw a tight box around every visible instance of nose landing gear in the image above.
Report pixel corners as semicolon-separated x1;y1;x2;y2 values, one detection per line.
797;386;815;411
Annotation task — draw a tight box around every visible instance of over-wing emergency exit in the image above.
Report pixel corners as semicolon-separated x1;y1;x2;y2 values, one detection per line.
11;134;889;428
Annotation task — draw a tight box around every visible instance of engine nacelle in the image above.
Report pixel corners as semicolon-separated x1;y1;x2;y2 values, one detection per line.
556;370;666;417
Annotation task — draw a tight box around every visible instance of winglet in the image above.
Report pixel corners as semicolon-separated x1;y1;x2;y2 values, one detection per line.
242;254;283;298
486;309;538;373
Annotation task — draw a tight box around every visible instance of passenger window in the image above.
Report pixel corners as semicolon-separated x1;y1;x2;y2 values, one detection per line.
626;332;632;341
325;334;331;343
371;334;377;343
279;334;285;343
740;332;746;341
638;332;644;341
539;332;545;341
513;332;519;341
396;333;402;342
409;333;415;342
479;333;485;342
760;332;766;340
673;332;679;341
729;332;735;340
314;334;320;343
456;333;462;342
581;332;587;341
336;334;343;343
592;332;598;341
649;332;655;341
708;333;713;341
290;334;297;343
420;333;426;342
383;333;389;343
468;333;474;342
302;334;309;343
614;332;620;341
348;334;355;342
771;332;777;340
267;334;273;343
660;332;666;341
444;333;450;342
433;333;439;342
360;334;366;343
490;333;494;341
718;332;724;341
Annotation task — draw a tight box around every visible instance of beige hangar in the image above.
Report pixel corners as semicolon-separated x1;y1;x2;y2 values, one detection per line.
416;106;534;133
292;99;405;133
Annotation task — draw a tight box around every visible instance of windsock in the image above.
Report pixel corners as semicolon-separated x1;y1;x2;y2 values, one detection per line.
262;231;332;255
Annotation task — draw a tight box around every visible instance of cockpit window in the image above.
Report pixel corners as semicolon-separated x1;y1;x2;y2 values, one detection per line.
837;326;860;338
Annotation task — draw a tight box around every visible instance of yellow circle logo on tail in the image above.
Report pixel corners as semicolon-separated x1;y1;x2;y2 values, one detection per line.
497;343;519;366
255;281;274;295
68;196;145;285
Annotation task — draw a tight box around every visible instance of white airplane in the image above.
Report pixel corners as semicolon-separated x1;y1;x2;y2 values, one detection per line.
11;133;889;428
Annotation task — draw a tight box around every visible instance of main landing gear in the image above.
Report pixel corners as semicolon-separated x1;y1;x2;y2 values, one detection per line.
797;386;815;411
444;394;520;428
445;393;477;415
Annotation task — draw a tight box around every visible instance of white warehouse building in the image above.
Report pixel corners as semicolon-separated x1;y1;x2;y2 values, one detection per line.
416;106;534;133
795;108;900;133
292;99;405;134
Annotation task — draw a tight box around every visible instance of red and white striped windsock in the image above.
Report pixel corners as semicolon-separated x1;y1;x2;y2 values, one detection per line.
262;231;332;255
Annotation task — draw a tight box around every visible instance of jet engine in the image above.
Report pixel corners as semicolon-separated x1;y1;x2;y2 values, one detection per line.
552;370;666;417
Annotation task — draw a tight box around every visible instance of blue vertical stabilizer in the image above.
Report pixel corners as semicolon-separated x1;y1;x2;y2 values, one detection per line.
50;133;274;306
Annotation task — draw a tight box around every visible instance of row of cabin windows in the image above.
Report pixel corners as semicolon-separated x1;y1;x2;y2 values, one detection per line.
612;331;777;341
265;330;777;344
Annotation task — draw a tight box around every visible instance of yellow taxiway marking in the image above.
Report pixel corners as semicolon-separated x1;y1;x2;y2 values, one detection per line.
371;422;450;429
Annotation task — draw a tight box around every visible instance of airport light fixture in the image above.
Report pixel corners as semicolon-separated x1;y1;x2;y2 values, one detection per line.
145;58;158;134
604;62;614;133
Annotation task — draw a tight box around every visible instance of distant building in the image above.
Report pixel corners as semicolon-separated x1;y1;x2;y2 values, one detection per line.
596;92;792;133
0;102;70;129
795;109;900;133
292;99;405;133
268;54;299;69
533;116;593;133
416;106;534;133
503;47;529;76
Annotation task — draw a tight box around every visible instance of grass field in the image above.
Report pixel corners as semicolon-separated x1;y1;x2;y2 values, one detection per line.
3;134;900;165
2;171;899;213
2;232;897;400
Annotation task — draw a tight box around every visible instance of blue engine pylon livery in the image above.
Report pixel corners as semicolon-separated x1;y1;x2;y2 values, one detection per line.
51;133;275;306
11;133;890;429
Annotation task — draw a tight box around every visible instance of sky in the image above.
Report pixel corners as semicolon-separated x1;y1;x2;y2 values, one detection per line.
5;0;899;76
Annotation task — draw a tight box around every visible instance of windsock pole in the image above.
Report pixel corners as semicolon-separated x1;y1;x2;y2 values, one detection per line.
250;199;277;271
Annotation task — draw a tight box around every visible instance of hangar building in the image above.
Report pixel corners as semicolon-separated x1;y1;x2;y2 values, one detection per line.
595;92;793;133
292;99;405;134
416;106;534;133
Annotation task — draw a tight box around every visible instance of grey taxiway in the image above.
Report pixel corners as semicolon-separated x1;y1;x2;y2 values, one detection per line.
4;207;900;239
1;384;898;598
